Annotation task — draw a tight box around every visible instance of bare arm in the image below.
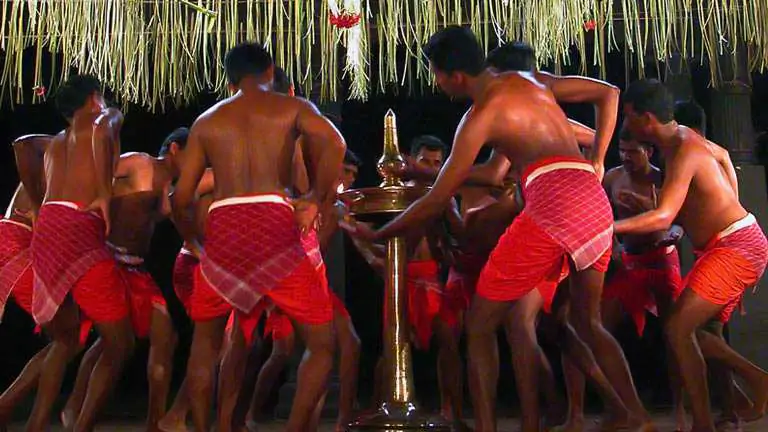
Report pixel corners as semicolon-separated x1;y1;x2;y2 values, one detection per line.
536;71;619;171
92;109;123;202
376;108;489;240
171;119;209;252
292;139;311;195
569;119;596;148
12;134;53;210
195;169;215;198
614;148;695;234
295;100;346;205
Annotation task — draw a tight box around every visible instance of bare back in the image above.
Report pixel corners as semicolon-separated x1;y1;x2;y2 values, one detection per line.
481;73;584;173
44;114;117;206
108;153;172;255
196;92;304;199
666;128;748;249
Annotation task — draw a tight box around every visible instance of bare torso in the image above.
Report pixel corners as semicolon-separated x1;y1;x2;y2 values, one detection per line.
479;73;584;174
108;153;172;256
605;166;666;253
196;91;305;199
664;128;748;249
4;184;35;226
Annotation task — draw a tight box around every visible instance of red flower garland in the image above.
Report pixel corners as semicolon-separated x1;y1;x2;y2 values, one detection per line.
330;12;361;29
584;19;596;31
33;85;46;97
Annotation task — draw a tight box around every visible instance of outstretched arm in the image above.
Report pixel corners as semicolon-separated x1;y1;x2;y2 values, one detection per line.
171;119;209;254
614;148;695;234
536;72;619;177
375;108;489;240
12;134;53;210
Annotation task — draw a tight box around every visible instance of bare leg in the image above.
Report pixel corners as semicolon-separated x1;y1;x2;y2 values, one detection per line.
434;317;467;428
665;288;727;432
657;293;688;432
0;345;51;426
147;308;179;431
25;301;81;432
568;267;653;430
218;317;256;432
696;324;768;422
184;316;228;432
286;321;335;432
246;334;295;426
333;311;361;431
61;339;103;428
158;377;190;432
465;294;512;432
73;318;136;431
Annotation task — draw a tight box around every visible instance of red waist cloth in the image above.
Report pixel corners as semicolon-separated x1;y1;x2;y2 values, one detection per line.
520;157;613;271
173;248;198;313
686;214;768;323
200;195;310;313
603;245;683;336
407;260;444;350
301;229;324;270
119;263;167;339
0;219;33;321
31;201;113;324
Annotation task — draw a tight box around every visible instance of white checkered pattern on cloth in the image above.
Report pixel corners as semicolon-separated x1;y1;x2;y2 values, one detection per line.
200;199;309;314
522;162;613;271
0;220;33;321
31;202;112;324
696;214;768;288
301;229;324;270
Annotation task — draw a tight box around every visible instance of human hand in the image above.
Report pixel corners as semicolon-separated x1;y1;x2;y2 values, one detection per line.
291;197;320;235
616;189;656;213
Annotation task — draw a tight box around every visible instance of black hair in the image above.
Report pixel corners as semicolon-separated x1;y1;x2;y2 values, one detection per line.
619;127;653;150
54;74;102;120
224;42;273;86
623;79;675;123
159;127;190;156
410;135;447;156
486;41;536;72
273;67;292;95
343;149;362;167
423;26;485;76
674;99;707;136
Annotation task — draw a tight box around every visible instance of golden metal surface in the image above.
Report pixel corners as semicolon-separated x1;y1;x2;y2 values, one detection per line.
343;110;450;431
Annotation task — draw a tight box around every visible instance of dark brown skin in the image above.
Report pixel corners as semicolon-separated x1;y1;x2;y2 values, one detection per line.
12;134;53;217
3;184;35;226
61;152;177;432
616;112;767;432
172;68;345;432
24;100;135;432
365;68;652;432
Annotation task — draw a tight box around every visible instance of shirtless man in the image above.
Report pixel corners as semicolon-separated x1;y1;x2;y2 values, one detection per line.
60;148;181;430
23;74;135;431
354;28;654;431
0;136;56;427
172;43;346;432
617;79;768;432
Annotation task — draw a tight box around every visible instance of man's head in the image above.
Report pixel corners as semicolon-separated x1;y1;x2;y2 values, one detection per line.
158;127;190;174
674;100;706;136
618;128;653;174
410;135;447;170
55;74;105;121
423;26;485;98
273;67;295;96
224;42;273;91
339;150;362;191
622;79;675;141
486;41;536;73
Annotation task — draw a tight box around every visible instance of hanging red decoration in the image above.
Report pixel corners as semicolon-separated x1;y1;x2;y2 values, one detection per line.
329;12;361;29
584;19;597;31
33;85;46;97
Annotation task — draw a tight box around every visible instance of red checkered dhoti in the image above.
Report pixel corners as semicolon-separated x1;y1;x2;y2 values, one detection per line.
31;201;129;326
0;219;33;320
193;194;332;343
685;214;768;323
477;157;612;304
173;247;198;315
603;245;683;335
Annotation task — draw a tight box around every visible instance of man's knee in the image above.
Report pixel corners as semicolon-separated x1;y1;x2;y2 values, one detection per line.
304;323;336;356
664;314;694;347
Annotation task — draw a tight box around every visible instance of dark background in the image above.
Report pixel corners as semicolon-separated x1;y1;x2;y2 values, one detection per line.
1;40;767;419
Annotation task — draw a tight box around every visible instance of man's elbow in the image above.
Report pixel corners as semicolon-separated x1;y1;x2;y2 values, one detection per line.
654;210;676;230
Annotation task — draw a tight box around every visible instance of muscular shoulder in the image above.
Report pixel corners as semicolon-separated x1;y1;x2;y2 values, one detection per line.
603;166;624;187
116;152;154;178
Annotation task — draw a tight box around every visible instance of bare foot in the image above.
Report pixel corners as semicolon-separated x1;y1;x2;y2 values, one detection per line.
60;408;76;429
673;404;688;432
244;420;259;432
549;418;584;432
156;413;189;432
715;417;743;432
738;376;768;422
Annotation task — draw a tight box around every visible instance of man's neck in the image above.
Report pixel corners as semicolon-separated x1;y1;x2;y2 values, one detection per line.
466;71;496;101
238;77;271;94
158;156;179;180
627;164;653;182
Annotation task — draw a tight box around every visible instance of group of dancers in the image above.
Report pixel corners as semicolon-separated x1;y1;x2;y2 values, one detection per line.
0;25;766;432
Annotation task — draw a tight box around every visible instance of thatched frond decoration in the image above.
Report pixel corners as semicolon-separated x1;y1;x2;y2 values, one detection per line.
1;0;767;111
